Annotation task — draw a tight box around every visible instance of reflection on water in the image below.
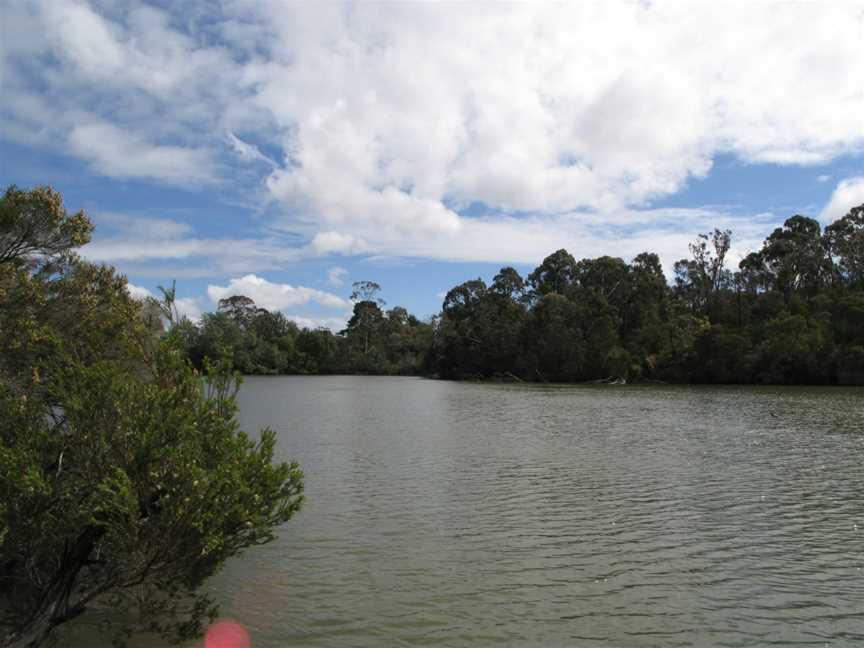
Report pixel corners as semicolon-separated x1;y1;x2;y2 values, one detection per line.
75;377;864;647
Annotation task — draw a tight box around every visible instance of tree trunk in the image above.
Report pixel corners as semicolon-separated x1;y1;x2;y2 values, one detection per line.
3;527;102;648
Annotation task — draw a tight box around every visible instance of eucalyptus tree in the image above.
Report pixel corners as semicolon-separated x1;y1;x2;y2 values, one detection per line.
527;249;578;299
824;204;864;288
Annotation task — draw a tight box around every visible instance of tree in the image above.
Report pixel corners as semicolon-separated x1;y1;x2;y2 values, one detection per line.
437;280;488;377
574;256;630;300
527;249;577;299
627;252;667;328
758;216;831;297
738;251;772;294
157;280;183;328
824;203;864;288
0;187;304;647
0;186;92;267
217;295;258;328
490;267;525;301
524;293;583;381
674;229;732;316
345;281;386;358
350;281;384;306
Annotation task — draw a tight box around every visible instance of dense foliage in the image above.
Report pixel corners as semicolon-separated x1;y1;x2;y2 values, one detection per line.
175;205;864;386
433;207;864;385
169;284;434;376
0;186;304;647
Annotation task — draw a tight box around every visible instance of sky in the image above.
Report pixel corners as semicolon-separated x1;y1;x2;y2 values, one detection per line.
2;0;863;329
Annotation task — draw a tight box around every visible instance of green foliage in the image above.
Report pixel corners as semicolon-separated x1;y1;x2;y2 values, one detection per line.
0;186;303;647
431;204;864;385
0;185;93;268
171;282;435;377
164;202;864;386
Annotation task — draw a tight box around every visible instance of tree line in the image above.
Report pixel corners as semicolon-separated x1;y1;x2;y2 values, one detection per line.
170;204;864;385
163;280;434;377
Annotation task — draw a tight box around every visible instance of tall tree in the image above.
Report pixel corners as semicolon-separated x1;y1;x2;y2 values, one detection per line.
346;281;386;358
527;249;578;299
218;295;259;328
674;229;732;316
759;216;831;297
824;204;864;288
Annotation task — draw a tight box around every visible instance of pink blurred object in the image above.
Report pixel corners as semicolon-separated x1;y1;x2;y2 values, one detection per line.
204;619;251;648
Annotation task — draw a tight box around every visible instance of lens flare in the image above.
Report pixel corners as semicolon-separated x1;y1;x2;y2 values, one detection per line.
204;619;250;648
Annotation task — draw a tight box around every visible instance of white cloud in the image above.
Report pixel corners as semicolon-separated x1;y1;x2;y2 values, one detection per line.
126;282;154;300
326;266;348;286
4;1;864;268
174;296;204;322
284;314;348;333
249;2;862;231
83;213;304;275
225;131;276;167
207;274;349;311
308;231;370;255
98;212;193;240
817;175;831;183
252;2;861;261
68;122;216;184
85;205;780;284
125;282;202;322
820;177;864;224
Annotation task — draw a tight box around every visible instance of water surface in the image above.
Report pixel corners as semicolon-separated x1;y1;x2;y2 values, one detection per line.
206;377;864;647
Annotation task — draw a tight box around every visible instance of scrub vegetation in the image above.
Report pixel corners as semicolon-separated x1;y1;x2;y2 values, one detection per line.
0;186;304;648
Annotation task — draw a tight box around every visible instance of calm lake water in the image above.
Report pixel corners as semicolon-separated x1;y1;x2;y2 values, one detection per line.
63;376;864;647
198;376;864;648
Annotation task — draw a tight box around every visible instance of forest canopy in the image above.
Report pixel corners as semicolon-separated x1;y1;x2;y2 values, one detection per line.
167;204;864;386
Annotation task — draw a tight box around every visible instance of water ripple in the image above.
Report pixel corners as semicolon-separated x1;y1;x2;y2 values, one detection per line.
191;379;864;648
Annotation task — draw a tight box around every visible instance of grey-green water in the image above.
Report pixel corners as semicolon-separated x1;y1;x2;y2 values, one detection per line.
68;377;864;646
211;377;864;647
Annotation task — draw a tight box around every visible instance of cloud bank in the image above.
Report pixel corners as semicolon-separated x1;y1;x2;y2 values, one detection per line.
3;1;863;270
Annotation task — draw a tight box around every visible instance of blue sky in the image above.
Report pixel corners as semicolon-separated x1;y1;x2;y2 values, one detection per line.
2;1;863;328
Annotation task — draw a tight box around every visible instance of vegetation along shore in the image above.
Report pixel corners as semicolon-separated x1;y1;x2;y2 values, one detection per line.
166;205;864;386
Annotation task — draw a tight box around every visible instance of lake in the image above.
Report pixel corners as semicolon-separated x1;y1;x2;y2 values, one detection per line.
200;376;863;647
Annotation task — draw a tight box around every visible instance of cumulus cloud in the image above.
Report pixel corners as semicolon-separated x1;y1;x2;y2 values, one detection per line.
207;274;349;311
308;231;369;255
174;297;204;322
3;1;864;269
126;282;154;300
247;1;863;241
820;177;864;224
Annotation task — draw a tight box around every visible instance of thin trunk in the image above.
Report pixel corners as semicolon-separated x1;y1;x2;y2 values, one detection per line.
4;527;102;648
